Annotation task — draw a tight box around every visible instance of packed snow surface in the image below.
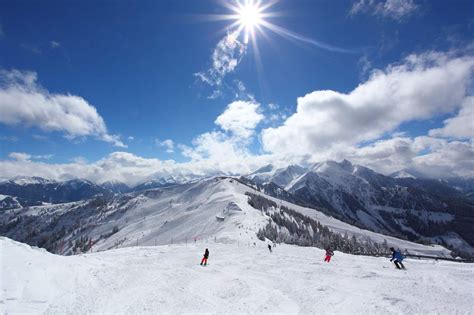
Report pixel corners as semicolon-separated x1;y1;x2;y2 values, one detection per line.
2;237;473;314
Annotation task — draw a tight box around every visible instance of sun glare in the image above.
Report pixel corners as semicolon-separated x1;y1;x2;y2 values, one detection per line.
222;0;271;43
209;0;351;53
237;2;263;31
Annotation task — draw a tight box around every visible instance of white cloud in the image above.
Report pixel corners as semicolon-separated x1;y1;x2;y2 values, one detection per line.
2;135;471;186
8;152;53;162
429;96;474;139
50;41;61;48
262;51;474;158
178;131;273;176
35;154;54;160
0;69;126;148
8;152;31;162
1;50;472;181
215;101;264;138
175;100;268;174
72;156;88;164
100;134;127;148
351;0;418;20
156;139;175;153
0;97;268;186
195;31;246;87
195;31;249;98
412;138;474;178
181;131;242;161
265;103;288;123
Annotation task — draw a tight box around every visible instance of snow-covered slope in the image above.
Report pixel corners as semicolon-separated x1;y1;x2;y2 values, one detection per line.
1;178;452;257
2;237;473;314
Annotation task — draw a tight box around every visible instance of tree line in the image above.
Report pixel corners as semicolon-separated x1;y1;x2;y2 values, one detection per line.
247;192;391;255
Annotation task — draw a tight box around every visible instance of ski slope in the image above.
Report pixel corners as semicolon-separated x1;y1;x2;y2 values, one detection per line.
2;237;473;314
86;178;454;256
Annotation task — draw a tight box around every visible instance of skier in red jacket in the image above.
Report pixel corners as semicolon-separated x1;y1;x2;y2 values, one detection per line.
324;247;334;262
200;248;209;266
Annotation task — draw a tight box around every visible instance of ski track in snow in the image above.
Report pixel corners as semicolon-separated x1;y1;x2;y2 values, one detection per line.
2;237;473;314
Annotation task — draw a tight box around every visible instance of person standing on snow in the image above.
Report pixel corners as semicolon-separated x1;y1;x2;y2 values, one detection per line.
390;247;405;269
200;248;209;266
324;247;334;262
268;244;272;253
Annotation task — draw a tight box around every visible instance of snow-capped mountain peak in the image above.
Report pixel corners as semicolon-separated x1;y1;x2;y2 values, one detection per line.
250;164;275;175
245;164;308;188
312;159;355;174
131;173;201;192
389;168;428;179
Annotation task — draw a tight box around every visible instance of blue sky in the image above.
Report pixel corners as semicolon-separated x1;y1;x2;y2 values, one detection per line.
0;0;473;184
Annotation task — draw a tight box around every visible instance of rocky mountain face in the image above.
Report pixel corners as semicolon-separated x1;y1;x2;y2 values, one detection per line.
100;181;130;194
243;160;474;256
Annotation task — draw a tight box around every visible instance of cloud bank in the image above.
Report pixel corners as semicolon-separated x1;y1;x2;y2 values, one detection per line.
1;51;473;184
261;52;474;158
0;69;126;147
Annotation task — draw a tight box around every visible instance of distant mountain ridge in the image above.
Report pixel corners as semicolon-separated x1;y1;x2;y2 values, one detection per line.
0;178;112;208
242;160;474;256
0;177;454;259
1;160;473;256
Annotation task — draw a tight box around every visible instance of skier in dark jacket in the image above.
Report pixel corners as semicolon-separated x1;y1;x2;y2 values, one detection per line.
324;248;334;262
200;248;209;266
390;247;405;269
268;244;272;253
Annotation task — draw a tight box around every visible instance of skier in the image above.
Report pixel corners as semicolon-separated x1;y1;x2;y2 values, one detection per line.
324;247;334;262
200;248;209;266
390;247;405;269
268;244;272;253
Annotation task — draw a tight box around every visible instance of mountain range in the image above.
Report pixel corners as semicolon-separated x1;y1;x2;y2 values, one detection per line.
1;160;473;257
241;160;474;255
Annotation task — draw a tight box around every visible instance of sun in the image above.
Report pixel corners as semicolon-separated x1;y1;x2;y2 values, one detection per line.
237;1;264;31
220;0;273;43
